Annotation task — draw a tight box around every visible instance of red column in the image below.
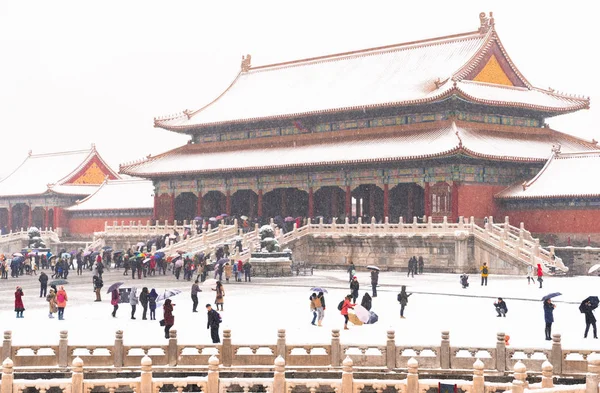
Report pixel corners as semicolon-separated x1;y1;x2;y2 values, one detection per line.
170;193;175;222
424;182;431;217
451;182;459;222
345;186;351;217
383;184;389;220
257;189;263;217
196;192;203;218
7;205;12;231
55;207;61;230
226;190;232;216
308;187;314;218
43;207;48;229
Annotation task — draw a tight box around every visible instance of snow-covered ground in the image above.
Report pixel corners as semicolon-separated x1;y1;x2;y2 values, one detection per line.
0;268;598;351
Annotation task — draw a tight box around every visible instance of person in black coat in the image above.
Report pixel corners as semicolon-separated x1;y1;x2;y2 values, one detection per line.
582;300;598;339
350;276;359;303
370;270;379;297
494;297;508;317
206;304;221;343
39;271;48;298
360;292;372;311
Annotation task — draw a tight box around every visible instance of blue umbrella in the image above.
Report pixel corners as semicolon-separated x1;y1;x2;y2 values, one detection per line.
310;287;328;293
542;292;562;302
154;251;165;259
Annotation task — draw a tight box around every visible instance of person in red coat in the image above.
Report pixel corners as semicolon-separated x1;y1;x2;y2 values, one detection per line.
163;299;175;339
14;286;25;318
340;295;356;330
537;264;544;289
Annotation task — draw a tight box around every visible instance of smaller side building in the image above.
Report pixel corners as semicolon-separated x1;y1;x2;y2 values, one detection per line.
65;178;154;235
496;150;600;245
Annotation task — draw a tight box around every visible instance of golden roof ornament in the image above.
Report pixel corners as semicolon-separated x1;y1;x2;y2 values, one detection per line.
479;12;495;33
241;54;252;72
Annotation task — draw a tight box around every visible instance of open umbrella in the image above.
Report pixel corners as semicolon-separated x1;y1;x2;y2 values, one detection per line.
50;279;69;286
354;305;371;323
102;246;113;251
588;264;600;274
27;252;37;257
220;213;229;217
240;215;248;220
310;287;328;293
154;251;165;259
61;252;71;259
217;258;229;266
209;217;217;222
113;250;124;256
367;265;380;271
12;252;23;257
284;216;294;222
157;289;182;302
106;282;124;294
83;250;92;257
142;257;151;264
216;215;223;220
175;259;184;268
542;292;562;302
580;296;599;312
136;241;145;247
194;216;203;221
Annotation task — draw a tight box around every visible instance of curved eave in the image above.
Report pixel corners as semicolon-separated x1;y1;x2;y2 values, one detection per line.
497;193;600;201
154;89;588;132
120;146;550;179
68;207;153;212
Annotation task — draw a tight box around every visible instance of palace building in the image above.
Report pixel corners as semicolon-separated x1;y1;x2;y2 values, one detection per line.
120;13;598;240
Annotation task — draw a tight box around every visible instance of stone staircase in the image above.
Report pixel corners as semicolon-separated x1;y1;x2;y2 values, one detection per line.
0;229;61;254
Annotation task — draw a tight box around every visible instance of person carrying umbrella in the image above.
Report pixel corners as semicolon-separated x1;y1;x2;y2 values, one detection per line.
581;297;598;339
309;293;318;326
111;288;120;318
544;298;556;340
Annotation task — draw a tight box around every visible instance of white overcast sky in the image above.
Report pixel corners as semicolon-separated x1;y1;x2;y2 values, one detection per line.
0;1;597;178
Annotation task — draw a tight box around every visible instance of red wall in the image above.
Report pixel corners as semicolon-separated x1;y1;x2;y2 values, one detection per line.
68;215;153;235
499;209;600;234
457;183;506;220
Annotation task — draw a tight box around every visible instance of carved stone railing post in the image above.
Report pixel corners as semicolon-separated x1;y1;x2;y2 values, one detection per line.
71;357;84;393
496;332;506;373
277;329;286;362
207;355;220;393
273;355;286;393
114;330;124;368
222;329;232;367
2;331;11;362
331;329;341;367
341;356;353;393
541;360;554;388
587;354;600;393
551;333;562;375
59;330;68;368
440;331;450;369
1;357;13;393
407;358;419;393
168;329;178;366
140;355;152;393
386;330;396;370
514;360;528;388
473;359;484;393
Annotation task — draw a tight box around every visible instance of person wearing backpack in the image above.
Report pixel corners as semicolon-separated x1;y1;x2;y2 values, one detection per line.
206;304;222;343
480;263;489;286
339;295;356;330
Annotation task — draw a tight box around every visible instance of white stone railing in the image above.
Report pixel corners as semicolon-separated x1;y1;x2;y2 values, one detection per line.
270;216;567;273
101;219;191;236
3;342;598;393
0;229;60;247
2;329;593;376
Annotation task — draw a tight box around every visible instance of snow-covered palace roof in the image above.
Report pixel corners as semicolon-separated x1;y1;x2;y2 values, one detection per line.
0;145;119;198
121;121;598;177
154;13;589;132
65;178;154;212
496;151;600;200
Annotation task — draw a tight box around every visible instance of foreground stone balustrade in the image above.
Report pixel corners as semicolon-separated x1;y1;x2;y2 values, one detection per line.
3;352;600;393
3;328;594;379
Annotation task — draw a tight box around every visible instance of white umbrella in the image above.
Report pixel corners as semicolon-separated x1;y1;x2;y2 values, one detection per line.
157;289;182;302
201;278;218;288
366;265;380;271
354;305;371;323
12;252;23;257
588;264;600;274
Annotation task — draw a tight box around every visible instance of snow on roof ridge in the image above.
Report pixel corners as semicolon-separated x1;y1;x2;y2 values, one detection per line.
249;31;484;73
555;150;600;159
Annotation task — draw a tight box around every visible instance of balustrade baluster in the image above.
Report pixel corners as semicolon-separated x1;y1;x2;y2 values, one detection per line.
1;357;13;393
